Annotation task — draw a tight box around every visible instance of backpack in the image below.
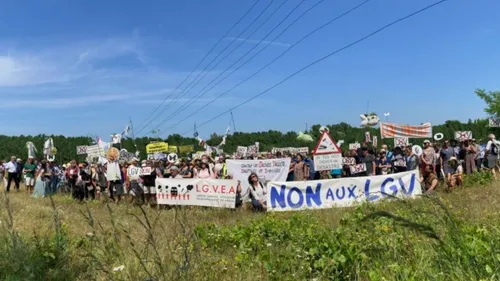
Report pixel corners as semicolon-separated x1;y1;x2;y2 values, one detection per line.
491;142;499;155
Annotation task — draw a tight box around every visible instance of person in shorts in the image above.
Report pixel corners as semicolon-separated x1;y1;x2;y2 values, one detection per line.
23;156;37;194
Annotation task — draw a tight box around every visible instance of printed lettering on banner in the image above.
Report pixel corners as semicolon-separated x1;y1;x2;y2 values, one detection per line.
86;144;104;157
140;167;152;176
454;131;472;141
489;118;500;127
394;137;409;147
314;154;342;171
266;170;422;211
342;157;356;166
155;178;237;208
349;143;360;150
350;163;367;174
227;158;291;195
146;142;168;153
76;145;87;155
313;131;341;154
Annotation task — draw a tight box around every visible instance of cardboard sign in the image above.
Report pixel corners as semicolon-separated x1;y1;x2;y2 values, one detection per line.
394;137;409;147
349;143;360;150
167;153;178;163
76;146;87;155
454;131;472;141
314;153;342;171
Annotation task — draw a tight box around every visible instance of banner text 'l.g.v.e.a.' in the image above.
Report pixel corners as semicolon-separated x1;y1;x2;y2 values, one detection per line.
266;170;422;212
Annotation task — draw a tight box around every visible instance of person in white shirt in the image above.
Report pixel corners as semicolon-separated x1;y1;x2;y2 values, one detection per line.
5;156;20;192
169;166;183;179
244;172;267;211
485;134;500;179
106;158;123;203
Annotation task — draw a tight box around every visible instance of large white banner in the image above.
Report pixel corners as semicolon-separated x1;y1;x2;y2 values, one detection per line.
155;178;237;208
227;158;291;184
266;170;422;212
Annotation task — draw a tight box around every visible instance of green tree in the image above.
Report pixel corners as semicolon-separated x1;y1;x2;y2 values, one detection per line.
475;88;500;117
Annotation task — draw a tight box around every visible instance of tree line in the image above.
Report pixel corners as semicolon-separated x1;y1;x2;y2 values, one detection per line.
0;119;494;163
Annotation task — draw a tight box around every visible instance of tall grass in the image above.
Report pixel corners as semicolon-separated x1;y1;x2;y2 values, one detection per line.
0;172;498;280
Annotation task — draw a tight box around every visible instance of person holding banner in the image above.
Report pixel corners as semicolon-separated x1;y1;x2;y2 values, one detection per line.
244;172;267;212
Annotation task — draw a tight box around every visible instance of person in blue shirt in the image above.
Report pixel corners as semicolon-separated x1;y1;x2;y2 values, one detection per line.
304;155;316;180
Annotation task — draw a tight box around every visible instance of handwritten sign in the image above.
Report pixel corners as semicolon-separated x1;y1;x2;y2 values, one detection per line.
86;144;104;157
349;143;360;150
271;147;309;155
314;153;342;171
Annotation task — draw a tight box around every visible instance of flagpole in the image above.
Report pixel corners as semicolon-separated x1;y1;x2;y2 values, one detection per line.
230;110;237;133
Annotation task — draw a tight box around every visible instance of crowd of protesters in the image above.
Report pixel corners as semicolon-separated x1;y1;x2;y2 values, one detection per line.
0;134;498;212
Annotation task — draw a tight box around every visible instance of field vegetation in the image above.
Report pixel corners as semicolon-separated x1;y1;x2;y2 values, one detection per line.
0;171;499;280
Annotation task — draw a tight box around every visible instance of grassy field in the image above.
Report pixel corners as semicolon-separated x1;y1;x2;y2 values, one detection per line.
1;172;500;281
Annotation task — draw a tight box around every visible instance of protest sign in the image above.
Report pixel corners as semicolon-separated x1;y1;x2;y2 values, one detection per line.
86;144;104;157
127;166;151;177
155;178;237;208
314;154;342;171
349;143;360;150
266;170;422;211
454;131;472;141
350;163;367;174
76;146;87;155
146;142;168;153
179;145;194;153
227;158;291;194
271;147;309;155
313;130;342;171
342;157;356;166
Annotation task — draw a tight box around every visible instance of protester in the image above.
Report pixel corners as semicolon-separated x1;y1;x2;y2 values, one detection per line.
484;134;499;179
23;156;37;193
293;153;309;181
5;156;20;192
448;157;463;190
245;172;267;212
422;164;438;194
32;161;49;199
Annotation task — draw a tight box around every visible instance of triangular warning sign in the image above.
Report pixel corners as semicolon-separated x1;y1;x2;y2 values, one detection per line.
313;131;341;155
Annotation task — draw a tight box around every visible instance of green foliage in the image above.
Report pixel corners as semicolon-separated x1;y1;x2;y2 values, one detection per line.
195;199;500;281
0;119;495;161
476;88;500;118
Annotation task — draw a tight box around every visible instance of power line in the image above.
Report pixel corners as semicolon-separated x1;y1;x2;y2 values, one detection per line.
151;0;304;133
137;0;275;136
163;0;369;131
134;0;262;136
180;0;449;136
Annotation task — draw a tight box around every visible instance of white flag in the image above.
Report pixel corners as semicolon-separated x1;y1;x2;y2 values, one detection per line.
111;134;122;144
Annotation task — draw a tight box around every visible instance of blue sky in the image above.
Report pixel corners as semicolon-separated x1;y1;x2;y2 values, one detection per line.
0;0;498;140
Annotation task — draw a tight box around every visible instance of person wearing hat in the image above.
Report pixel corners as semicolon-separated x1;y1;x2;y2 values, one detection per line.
447;157;463;190
126;158;143;204
23;156;37;194
169;166;183;179
484;134;500;179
